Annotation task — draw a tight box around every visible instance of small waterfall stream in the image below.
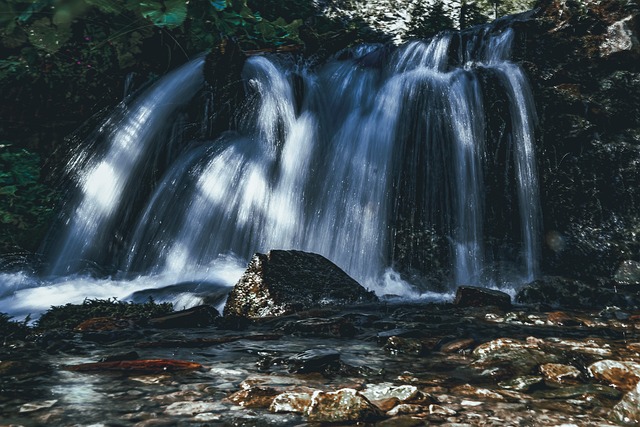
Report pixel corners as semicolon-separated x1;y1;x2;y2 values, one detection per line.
2;24;542;317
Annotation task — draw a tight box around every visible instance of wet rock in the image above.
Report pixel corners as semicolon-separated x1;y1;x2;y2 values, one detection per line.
164;401;227;416
440;338;475;353
611;381;640;425
360;383;428;404
383;336;438;355
223;250;378;318
371;397;400;412
19;400;57;413
148;305;219;328
543;337;614;358
454;286;512;310
539;363;582;384
588;360;640;391
429;404;457;416
546;311;583;326
533;384;622;401
376;415;426;427
386;403;424;416
227;386;279;408
376;328;426;342
270;391;313;414
451;384;507;401
498;376;545;392
600;15;640;58
287;349;341;374
516;277;629;309
599;305;630;320
305;388;382;422
98;351;139;363
137;333;281;349
281;317;356;338
472;338;561;377
0;360;51;378
614;260;640;285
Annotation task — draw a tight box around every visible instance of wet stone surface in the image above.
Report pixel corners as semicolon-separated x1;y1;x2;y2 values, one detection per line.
1;301;640;425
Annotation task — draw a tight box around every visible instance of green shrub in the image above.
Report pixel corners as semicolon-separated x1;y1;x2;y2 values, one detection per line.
36;297;174;330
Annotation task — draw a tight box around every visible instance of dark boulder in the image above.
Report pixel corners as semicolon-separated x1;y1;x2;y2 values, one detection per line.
515;276;640;309
148;305;219;329
223;250;378;318
512;0;640;279
454;286;512;310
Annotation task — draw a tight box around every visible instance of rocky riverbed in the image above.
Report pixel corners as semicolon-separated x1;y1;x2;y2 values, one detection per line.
2;291;640;425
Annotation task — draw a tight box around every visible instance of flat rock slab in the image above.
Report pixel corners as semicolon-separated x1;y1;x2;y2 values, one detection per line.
224;250;378;317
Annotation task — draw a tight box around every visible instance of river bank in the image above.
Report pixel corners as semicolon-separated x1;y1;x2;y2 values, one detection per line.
2;287;640;426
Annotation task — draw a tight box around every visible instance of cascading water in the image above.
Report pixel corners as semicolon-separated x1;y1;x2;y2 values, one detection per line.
1;23;542;318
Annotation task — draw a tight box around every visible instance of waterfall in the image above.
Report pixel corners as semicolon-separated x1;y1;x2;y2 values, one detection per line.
46;58;205;276
42;25;541;295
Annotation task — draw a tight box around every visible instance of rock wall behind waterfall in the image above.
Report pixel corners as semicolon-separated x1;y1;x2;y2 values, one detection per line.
513;0;640;278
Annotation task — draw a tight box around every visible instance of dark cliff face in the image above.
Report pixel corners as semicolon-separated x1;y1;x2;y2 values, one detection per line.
513;0;640;279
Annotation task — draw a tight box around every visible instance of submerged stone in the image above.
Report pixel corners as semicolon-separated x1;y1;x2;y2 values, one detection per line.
223;250;378;318
306;388;382;422
611;381;640;425
270;391;314;414
148;305;219;328
360;383;427;403
588;360;640;391
440;338;475;353
472;338;561;377
19;400;57;413
600;15;640;58
287;349;341;374
614;260;640;285
227;386;279;408
498;376;545;392
164;401;227;416
539;363;582;385
64;359;203;374
281;317;356;338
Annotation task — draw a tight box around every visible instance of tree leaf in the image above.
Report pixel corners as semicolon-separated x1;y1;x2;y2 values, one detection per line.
210;0;227;11
85;0;125;14
0;185;17;196
140;0;187;28
27;17;72;53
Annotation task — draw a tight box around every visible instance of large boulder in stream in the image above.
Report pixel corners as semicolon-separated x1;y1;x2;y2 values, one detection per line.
223;250;378;318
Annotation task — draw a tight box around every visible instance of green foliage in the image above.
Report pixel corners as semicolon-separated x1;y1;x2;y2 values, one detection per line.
0;0;305;63
0;312;31;342
0;145;58;232
36;297;174;330
475;0;538;19
460;1;490;29
408;1;455;39
139;0;188;28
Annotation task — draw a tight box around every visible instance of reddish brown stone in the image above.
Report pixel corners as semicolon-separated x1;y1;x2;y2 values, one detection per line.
74;317;135;332
547;311;582;326
64;359;203;373
440;338;475;353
